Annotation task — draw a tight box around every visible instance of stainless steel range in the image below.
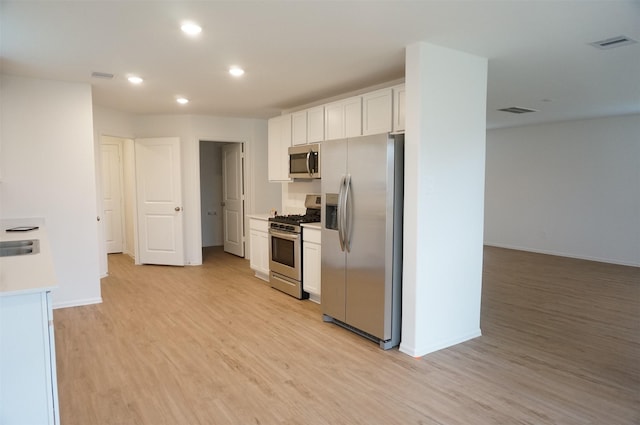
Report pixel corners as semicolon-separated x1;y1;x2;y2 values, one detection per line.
268;194;321;299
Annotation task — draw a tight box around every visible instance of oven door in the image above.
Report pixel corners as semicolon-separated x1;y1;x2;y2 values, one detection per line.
269;228;302;281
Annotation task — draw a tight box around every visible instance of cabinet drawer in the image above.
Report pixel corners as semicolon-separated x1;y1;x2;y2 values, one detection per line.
303;228;321;244
249;218;269;232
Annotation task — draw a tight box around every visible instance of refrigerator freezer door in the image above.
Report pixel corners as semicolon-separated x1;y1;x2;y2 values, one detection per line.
321;139;348;322
344;134;394;340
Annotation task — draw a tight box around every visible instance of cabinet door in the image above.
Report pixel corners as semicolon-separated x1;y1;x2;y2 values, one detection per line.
303;241;321;297
344;96;362;138
0;292;58;425
267;116;282;181
307;106;325;143
324;101;345;141
268;115;292;181
363;88;392;135
393;84;406;132
249;228;270;280
291;111;308;146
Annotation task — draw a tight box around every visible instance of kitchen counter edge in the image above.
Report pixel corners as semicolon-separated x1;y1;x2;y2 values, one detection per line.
0;220;57;296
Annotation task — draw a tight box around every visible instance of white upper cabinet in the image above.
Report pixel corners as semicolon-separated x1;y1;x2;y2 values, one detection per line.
325;96;362;141
324;101;345;141
307;105;325;143
393;84;406;132
362;88;393;135
291;110;308;146
344;97;362;138
292;105;325;145
268;114;292;182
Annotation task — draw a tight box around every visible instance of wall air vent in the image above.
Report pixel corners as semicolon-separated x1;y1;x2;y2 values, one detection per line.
498;107;538;114
91;71;114;79
589;35;637;50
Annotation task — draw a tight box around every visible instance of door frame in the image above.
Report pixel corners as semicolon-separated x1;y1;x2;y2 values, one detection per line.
100;139;125;254
198;140;246;257
97;134;135;276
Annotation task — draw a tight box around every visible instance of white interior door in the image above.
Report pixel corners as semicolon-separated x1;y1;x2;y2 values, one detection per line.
135;137;184;266
222;143;245;257
101;143;124;253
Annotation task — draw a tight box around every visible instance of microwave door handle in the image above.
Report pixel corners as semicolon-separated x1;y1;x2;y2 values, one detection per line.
306;150;312;177
337;175;346;252
344;174;352;253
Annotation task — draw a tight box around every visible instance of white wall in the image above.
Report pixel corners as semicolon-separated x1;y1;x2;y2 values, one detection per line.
0;75;102;308
401;43;487;357
281;180;321;214
485;114;640;266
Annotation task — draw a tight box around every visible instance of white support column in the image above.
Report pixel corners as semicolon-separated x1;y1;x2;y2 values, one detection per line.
401;42;488;357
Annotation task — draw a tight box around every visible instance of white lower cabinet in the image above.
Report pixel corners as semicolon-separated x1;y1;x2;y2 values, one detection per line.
0;291;59;425
302;226;321;303
249;217;270;281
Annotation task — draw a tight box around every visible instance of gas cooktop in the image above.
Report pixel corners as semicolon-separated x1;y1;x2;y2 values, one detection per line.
269;212;320;226
268;194;321;226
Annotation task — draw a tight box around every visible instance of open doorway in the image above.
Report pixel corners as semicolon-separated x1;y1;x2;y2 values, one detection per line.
199;140;245;258
100;135;136;258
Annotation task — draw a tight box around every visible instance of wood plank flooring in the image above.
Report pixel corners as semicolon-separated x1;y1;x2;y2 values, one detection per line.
54;246;639;425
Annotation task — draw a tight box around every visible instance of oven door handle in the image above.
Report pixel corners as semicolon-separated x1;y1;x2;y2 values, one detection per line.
269;229;300;242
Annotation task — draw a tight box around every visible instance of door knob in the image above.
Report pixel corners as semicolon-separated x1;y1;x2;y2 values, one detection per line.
175;206;182;212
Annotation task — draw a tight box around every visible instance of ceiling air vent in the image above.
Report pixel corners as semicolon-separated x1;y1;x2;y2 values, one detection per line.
589;35;637;50
91;71;114;79
498;107;537;114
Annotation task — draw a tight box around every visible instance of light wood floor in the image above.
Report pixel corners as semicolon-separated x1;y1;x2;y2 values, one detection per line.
54;246;639;425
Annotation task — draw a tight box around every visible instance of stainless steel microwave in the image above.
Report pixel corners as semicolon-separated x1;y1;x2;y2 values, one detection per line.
288;143;321;179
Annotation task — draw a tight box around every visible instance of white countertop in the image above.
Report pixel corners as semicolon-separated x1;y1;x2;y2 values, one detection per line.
301;222;321;230
0;220;57;296
247;213;272;221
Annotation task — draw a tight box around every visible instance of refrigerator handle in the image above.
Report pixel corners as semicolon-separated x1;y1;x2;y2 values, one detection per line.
337;175;346;252
344;174;352;253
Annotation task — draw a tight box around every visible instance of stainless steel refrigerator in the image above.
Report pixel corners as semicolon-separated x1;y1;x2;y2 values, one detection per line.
321;133;403;350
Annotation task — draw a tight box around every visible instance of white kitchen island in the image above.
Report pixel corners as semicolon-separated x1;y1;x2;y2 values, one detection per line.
0;220;60;425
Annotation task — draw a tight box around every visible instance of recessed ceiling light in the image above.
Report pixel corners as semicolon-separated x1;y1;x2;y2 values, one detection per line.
229;67;245;77
176;97;189;105
127;76;143;84
181;22;202;36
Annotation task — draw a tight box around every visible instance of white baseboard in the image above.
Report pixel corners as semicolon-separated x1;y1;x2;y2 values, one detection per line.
399;329;482;358
483;242;639;267
53;297;102;310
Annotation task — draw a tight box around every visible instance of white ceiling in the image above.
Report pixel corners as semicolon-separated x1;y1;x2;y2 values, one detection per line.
2;1;639;129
